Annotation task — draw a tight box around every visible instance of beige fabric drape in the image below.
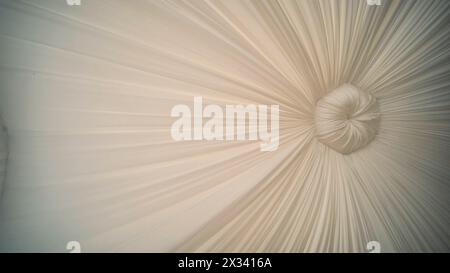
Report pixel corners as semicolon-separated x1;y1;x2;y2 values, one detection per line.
0;116;6;195
0;0;449;252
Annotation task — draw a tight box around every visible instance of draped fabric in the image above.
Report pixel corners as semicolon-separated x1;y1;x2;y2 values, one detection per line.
0;116;6;195
0;0;449;252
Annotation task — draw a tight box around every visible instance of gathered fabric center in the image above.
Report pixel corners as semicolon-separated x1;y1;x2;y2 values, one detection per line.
315;84;380;154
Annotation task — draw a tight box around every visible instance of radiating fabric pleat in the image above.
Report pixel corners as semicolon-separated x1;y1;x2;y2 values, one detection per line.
0;0;449;252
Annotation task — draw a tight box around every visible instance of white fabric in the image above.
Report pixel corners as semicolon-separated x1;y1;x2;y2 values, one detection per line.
0;0;449;252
